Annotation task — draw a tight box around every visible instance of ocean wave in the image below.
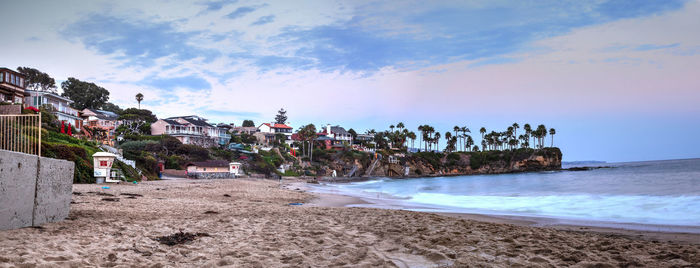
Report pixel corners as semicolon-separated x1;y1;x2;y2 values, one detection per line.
408;193;700;226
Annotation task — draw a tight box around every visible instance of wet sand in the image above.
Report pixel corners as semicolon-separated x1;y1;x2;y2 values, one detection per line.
0;178;698;267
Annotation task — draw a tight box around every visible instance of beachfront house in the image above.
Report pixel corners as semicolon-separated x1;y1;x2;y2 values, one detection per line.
231;126;258;135
151;115;230;147
81;109;121;144
186;160;238;179
257;122;293;145
315;124;353;150
0;68;27;105
25;90;83;130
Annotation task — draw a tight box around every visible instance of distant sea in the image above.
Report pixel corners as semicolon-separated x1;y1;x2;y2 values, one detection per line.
313;158;700;230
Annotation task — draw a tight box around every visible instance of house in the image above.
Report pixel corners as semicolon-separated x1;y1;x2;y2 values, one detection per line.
185;160;238;179
151;115;230;147
231;126;258;135
25;90;82;130
81;108;121;144
256;122;293;145
0;68;27;105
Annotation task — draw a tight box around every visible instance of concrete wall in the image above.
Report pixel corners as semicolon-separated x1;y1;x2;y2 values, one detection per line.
0;150;74;230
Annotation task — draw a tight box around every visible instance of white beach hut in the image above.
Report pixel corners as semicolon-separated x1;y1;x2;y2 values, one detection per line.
93;152;117;183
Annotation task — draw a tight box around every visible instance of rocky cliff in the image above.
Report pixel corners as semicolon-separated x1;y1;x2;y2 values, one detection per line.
364;148;562;177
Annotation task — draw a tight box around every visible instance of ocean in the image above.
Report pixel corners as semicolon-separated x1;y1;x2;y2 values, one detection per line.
313;158;700;230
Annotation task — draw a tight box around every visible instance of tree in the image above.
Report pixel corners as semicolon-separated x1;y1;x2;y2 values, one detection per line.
61;77;110;110
116;108;158;136
523;124;532;148
135;93;144;109
549;128;556;147
297;124;317;158
17;67;57;93
101;102;123;115
275;108;288;124
434;132;441;152
407;131;416;151
535;124;547;149
348;128;358;140
465;135;474;152
242;120;255;127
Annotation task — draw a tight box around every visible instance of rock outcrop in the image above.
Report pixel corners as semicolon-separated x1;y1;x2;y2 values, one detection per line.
367;148;561;177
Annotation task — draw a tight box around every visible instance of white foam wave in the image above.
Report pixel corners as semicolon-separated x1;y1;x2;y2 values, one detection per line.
408;193;700;226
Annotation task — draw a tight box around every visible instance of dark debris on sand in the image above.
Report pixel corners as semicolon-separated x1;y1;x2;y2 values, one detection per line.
203;211;219;214
155;231;210;246
120;193;143;197
101;198;120;202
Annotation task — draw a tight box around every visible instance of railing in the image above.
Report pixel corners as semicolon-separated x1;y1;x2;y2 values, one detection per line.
165;130;206;136
0;114;41;155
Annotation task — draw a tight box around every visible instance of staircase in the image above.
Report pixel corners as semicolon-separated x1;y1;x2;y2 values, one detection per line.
364;157;380;177
345;165;359;177
99;145;141;175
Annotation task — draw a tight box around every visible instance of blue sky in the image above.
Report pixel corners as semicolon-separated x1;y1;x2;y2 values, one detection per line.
2;0;699;162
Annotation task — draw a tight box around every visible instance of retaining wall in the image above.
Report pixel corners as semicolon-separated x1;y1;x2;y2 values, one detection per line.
0;150;74;230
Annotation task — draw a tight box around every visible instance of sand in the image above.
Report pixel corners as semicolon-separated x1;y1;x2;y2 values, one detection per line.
0;178;698;267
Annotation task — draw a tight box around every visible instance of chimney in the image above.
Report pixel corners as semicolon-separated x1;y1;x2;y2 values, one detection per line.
326;124;331;134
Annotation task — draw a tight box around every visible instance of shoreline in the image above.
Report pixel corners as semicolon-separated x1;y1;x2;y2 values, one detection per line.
2;178;698;267
299;182;700;244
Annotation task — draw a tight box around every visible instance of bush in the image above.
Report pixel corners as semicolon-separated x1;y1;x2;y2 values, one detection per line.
165;155;185;169
413;152;443;169
175;144;210;161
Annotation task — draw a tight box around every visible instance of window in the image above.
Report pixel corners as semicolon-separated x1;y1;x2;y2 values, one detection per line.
100;161;108;167
0;73;3;83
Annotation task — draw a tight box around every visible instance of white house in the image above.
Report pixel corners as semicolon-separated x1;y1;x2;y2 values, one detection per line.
25;90;83;130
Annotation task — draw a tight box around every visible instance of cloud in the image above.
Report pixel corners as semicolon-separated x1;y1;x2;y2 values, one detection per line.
226;6;256;19
251;15;275;26
62;14;219;67
635;43;680;51
142;75;212;91
201;0;238;12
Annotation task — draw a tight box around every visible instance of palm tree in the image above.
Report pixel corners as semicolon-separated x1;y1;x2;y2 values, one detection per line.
445;131;452;152
549;128;556;147
434;132;441;152
536;124;547;148
453;126;460;151
523;124;532;148
512;123;519;138
460;126;470;151
407;131;416;151
466;135;474;152
135;93;144;109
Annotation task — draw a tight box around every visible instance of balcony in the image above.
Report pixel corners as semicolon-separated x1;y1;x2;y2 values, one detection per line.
165;129;207;136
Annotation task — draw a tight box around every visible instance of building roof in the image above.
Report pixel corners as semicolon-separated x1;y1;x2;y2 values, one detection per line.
262;123;292;129
167;116;213;127
330;126;349;135
25;90;74;103
186;160;230;167
162;119;185;126
85;108;118;120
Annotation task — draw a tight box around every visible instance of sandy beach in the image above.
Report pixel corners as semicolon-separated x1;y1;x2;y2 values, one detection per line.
1;178;698;267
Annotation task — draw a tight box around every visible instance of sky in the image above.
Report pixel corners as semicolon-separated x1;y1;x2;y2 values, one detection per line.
2;0;700;162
